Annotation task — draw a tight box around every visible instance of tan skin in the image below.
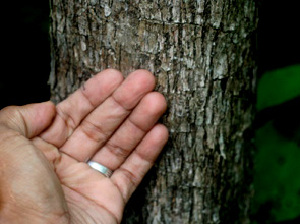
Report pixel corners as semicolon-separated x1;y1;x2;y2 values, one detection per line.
0;69;168;224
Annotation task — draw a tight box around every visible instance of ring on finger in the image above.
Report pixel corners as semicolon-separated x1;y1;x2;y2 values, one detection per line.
87;160;113;178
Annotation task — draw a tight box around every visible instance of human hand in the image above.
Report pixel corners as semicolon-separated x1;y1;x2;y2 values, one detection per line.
0;69;168;224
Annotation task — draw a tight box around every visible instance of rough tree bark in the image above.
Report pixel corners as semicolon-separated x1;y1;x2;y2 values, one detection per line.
49;1;258;223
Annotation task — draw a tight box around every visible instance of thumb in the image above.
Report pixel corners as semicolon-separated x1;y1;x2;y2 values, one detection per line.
0;101;56;138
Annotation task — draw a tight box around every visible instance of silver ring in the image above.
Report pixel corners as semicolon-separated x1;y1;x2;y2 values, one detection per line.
87;160;113;178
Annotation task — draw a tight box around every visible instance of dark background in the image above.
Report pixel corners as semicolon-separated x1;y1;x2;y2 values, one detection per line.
0;1;299;223
0;1;50;108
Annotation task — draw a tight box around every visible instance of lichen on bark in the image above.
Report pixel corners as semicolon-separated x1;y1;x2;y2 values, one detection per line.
49;0;258;223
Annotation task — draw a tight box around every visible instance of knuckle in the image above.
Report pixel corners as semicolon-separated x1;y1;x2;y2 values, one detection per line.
118;167;139;188
56;106;77;130
80;119;109;143
106;141;131;159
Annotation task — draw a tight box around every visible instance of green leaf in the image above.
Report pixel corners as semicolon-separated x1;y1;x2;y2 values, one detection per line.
256;65;300;111
253;122;300;222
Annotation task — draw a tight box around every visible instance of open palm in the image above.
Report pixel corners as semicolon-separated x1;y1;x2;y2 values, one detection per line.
0;69;168;224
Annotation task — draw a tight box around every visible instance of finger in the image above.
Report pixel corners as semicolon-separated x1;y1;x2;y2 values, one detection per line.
0;101;56;138
111;124;168;203
59;70;156;162
40;69;124;147
92;92;167;170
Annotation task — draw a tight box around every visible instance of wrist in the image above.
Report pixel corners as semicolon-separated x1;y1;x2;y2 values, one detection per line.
0;203;70;224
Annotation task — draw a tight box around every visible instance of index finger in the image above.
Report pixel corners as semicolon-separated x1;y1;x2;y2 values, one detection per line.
40;69;124;147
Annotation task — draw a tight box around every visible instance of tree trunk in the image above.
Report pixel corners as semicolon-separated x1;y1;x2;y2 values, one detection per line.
49;1;258;223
